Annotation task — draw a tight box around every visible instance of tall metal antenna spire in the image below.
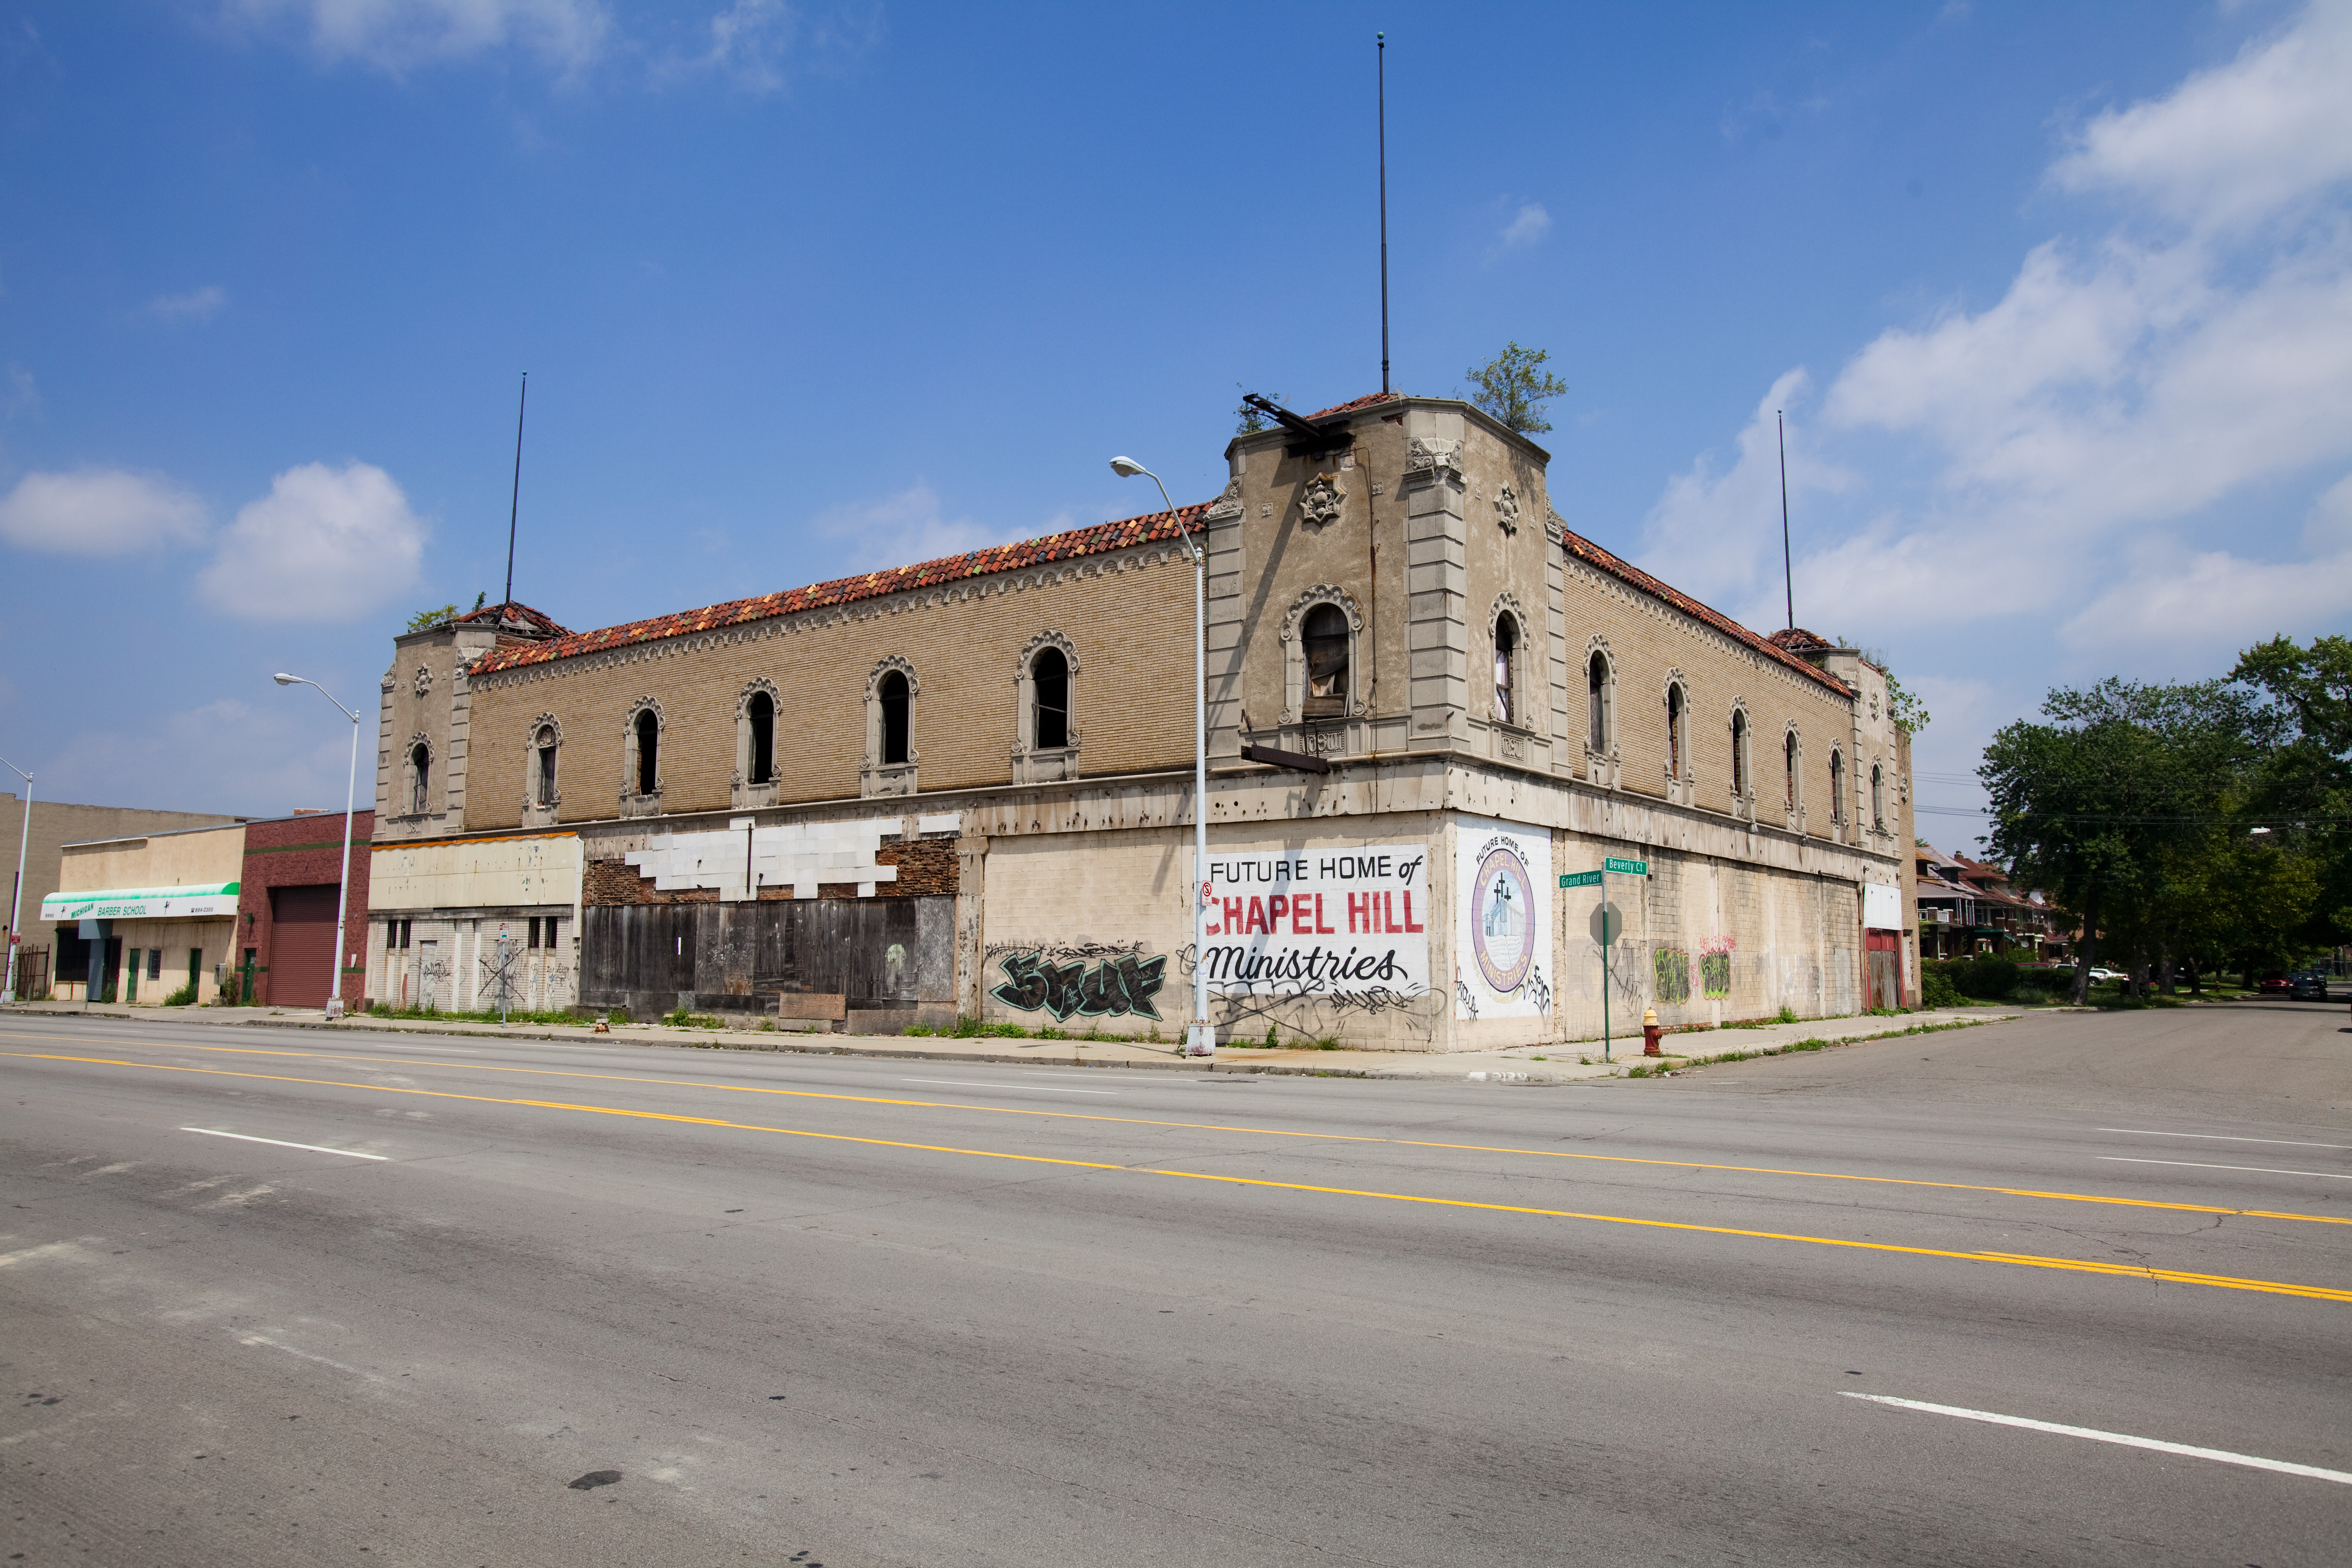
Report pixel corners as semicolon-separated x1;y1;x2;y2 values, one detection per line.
1777;409;1794;631
504;372;528;608
1377;31;1390;395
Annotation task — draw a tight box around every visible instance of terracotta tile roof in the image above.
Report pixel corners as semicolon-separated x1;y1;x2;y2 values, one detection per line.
456;600;571;639
1304;391;1406;421
471;504;1208;676
1767;626;1836;653
1558;532;1853;696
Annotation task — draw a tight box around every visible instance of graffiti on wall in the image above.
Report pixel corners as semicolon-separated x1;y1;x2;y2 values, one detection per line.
1700;936;1735;1000
992;951;1168;1021
1653;948;1692;1004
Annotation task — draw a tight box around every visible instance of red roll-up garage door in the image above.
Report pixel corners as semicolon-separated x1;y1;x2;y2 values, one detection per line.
268;885;340;1007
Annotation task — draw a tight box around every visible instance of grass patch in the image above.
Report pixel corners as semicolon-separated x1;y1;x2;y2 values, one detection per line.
369;1001;585;1026
160;983;197;1007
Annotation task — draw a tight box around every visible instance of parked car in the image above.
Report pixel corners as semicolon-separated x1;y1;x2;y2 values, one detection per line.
2289;972;2330;1000
2257;973;2292;996
2087;967;2127;983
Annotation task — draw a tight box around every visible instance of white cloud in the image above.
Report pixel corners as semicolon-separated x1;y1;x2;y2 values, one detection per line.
194;461;425;621
146;284;228;322
229;0;610;75
813;482;1014;572
1645;2;2352;657
1634;369;1854;616
0;468;207;555
1498;203;1551;249
2058;539;2352;666
38;697;361;818
2;364;36;419
2050;1;2352;231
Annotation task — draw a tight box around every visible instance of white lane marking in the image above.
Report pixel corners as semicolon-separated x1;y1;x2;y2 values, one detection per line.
2099;1156;2349;1180
1841;1393;2352;1485
180;1127;388;1160
2100;1128;2349;1149
901;1078;1118;1096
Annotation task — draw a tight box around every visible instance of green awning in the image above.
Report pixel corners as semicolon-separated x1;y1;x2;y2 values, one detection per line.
41;882;240;922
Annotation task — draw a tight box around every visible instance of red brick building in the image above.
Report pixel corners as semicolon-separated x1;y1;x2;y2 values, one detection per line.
235;810;374;1008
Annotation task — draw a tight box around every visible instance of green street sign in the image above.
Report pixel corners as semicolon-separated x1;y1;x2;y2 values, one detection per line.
1604;857;1648;876
1559;870;1604;888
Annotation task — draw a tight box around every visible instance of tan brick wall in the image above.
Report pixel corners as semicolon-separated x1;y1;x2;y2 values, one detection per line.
461;544;1197;831
1561;554;1854;820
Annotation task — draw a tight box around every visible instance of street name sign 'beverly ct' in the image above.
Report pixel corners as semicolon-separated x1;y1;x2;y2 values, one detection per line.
1604;857;1648;876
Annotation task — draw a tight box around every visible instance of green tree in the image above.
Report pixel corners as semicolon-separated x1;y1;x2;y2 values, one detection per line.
2231;634;2352;957
1981;678;2254;1001
1465;342;1568;434
1234;385;1284;435
406;591;486;633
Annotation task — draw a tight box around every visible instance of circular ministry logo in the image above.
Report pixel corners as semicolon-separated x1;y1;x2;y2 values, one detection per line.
1471;841;1536;994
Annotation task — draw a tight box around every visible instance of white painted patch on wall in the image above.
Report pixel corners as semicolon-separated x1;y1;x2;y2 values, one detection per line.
627;813;959;902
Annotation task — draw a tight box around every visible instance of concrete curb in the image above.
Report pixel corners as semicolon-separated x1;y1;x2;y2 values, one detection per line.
0;1001;2027;1083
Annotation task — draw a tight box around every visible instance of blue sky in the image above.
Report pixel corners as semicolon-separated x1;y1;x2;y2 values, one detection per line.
3;1;2349;841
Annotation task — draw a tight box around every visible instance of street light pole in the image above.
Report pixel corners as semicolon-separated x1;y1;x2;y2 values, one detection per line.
275;675;362;1021
1109;457;1215;1057
1;756;28;1003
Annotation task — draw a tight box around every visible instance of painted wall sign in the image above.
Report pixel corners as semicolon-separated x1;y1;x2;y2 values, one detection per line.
1199;845;1430;1002
1455;818;1553;1021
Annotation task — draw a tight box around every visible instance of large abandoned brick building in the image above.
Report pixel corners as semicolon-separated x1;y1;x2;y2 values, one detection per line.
366;392;1914;1047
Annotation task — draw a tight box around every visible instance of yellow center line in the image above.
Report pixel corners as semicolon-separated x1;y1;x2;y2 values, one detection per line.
5;1031;2344;1229
4;1046;2349;1305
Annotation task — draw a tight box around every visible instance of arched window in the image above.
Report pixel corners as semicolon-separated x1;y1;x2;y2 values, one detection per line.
879;670;911;765
1032;646;1069;750
1830;749;1846;825
1784;730;1799;808
1302;604;1349;719
1730;709;1749;800
534;724;558;806
1493;615;1519;725
745;691;775;786
410;743;431;815
1871;762;1885;831
1665;683;1687;779
1587;651;1611;750
635;709;660;797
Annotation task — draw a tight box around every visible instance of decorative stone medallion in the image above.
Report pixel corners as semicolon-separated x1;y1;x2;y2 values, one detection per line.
1300;473;1346;531
1494;483;1521;534
413;665;433;697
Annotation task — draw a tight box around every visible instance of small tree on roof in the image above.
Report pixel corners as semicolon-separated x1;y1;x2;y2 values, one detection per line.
1465;342;1569;434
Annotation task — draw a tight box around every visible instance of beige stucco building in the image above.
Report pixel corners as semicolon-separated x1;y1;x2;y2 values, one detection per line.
40;821;247;1004
370;392;1913;1044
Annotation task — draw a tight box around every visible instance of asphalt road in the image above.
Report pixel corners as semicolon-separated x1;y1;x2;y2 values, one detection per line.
3;1002;2346;1567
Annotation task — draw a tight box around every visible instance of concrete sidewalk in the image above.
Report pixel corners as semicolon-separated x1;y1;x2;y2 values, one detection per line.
0;998;2026;1082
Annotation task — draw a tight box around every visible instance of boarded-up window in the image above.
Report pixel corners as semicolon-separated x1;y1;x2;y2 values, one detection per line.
1731;709;1749;798
1302;604;1348;719
410;744;430;815
535;726;559;805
